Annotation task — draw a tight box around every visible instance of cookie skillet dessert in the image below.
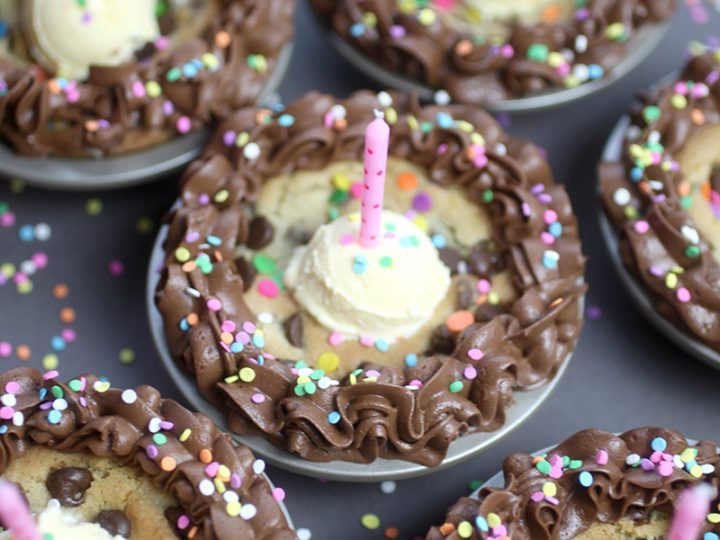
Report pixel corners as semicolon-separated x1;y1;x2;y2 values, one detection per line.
427;427;720;540
0;368;294;540
155;90;586;466
600;43;720;353
0;0;294;157
310;0;674;106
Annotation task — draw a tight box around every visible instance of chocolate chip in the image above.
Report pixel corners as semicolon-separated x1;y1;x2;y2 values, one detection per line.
438;247;463;274
427;324;456;355
468;241;505;277
96;510;132;538
475;303;508;322
247;216;275;250
134;42;157;62
46;467;93;507
283;313;304;348
158;14;176;35
235;256;256;290
456;280;475;310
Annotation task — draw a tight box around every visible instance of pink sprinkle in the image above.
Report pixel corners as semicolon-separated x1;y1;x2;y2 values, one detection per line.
155;36;170;51
650;451;663;464
108;259;125;277
242;321;256;334
500;44;514;58
66;90;80;103
207;298;222;312
596;450;608;465
467;348;484;361
365;370;381;378
437;143;448;155
463;365;477;380
205;462;220;478
350;182;364;199
658;461;674;477
677;287;691;303
272;487;286;502
530;491;544;502
545;496;560;506
251;393;265;404
237;332;250;345
185;231;200;243
0;407;14;420
359;336;374;347
543;210;558;224
221;320;236;333
146;445;159;458
549;467;563;479
323;111;334;128
634;220;650;234
0;342;11;358
328;332;343;346
177;116;192;134
61;328;76;343
257;279;279;298
0;212;16;228
131;80;146;98
231;474;242;489
477;279;491;294
541;232;555;245
176;515;190;530
521;203;531;217
407;379;423;388
44;370;59;380
340;234;354;245
388;25;406;38
4;381;20;394
32;252;48;268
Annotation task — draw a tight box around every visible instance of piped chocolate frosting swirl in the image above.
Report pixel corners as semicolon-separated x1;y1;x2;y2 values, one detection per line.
310;0;674;106
155;90;586;466
600;46;720;352
427;427;720;539
0;368;294;540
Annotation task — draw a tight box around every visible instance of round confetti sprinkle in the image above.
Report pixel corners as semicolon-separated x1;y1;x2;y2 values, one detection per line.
119;348;135;365
327;411;341;424
361;514;381;530
85;198;103;215
257;278;279;298
380;480;396;494
296;529;312;540
121;389;137;404
317;352;340;372
446;311;474;333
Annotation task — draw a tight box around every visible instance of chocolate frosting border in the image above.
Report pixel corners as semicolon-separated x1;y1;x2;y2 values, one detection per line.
426;427;720;539
0;367;294;540
309;0;674;106
154;90;587;466
599;47;720;352
0;0;295;157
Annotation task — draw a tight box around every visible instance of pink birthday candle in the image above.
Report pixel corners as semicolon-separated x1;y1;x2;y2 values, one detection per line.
669;484;713;540
359;112;390;249
0;481;41;540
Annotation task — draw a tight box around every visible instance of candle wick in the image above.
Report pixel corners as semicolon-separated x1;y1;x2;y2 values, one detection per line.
373;109;385;120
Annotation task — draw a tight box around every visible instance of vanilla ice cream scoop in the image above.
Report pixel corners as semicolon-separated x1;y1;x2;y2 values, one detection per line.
25;0;160;80
285;210;451;342
0;499;125;540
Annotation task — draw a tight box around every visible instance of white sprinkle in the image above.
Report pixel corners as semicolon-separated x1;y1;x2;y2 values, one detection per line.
252;459;266;475
198;479;215;496
613;188;631;206
20;260;37;275
377;91;393;108
434;89;451;106
34;223;52;241
223;491;239;503
318;377;333;390
673;455;685;469
296;528;312;540
121;389;137;404
243;142;261;160
494;143;507;156
330;104;347;119
1;394;16;407
625;126;641;141
148;417;162;433
52;398;68;411
681;225;700;244
240;504;257;520
12;411;23;427
648;131;661;145
626;453;641;466
186;287;201;298
380;480;397;494
257;312;274;324
575;35;588;53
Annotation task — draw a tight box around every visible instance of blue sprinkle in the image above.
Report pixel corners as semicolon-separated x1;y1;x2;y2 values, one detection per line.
18;224;34;242
48;410;62;425
405;354;417;368
431;234;447;249
230;342;244;353
349;23;365;37
704;533;720;540
630;167;643;182
375;339;389;352
475;516;489;532
352;263;366;275
436;112;454;129
548;222;563;238
252;335;265;348
542;250;559;270
651;437;667;452
182;63;199;77
278;114;295;127
179;319;190;331
0;21;7;39
685;460;698;471
579;471;593;487
327;411;341;424
191;59;204;69
39;388;47;400
206;235;222;246
588;64;604;80
354;255;368;265
0;425;7;434
50;336;66;351
257;355;265;365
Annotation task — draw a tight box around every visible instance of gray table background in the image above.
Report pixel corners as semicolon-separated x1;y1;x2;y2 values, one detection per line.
1;4;719;538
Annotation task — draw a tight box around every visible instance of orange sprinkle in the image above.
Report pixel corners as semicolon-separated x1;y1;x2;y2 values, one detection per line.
255;109;272;124
214;31;232;49
455;39;473;57
188;526;198;539
59;307;75;324
16;345;31;361
702;180;712;201
532;455;545;464
446;311;474;333
214;250;223;262
84;120;99;132
691;108;706;125
475;294;488;305
542;4;561;22
333;117;347;130
181;261;197;273
47;79;61;94
220;331;234;344
384;527;399;539
53;283;69;299
396;171;418;191
160;456;177;472
438;523;456;535
638;181;652;195
186;313;199;326
199;448;213;464
677;180;691;197
550;297;563;308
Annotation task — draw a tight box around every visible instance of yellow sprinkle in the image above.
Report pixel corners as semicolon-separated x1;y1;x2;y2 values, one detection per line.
397;0;415;14
362;11;377;27
179;428;192;442
175;247;191;263
226;501;242;517
417;8;436;25
317;352;340;373
332;173;351;191
217;465;231;481
235;132;250;147
347;213;361;222
690;464;703;478
214;478;226;493
412;214;428;232
145;81;162;98
680;448;696;463
407;115;419;130
457;521;473;538
385;107;398;125
42;354;59;371
239;367;256;383
214;189;229;203
487;513;501;528
297;375;311;385
542;482;557;497
708;513;720;524
547;52;565;68
470;133;485;146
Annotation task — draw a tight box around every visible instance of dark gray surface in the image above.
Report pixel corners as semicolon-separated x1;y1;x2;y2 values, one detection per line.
0;4;719;539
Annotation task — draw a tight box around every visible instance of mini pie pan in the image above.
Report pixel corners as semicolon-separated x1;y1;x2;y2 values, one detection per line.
0;44;293;191
599;115;720;370
147;212;580;482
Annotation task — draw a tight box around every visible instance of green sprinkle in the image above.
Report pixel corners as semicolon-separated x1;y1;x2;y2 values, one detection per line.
51;385;64;399
686;245;700;258
527;43;549;62
449;380;464;393
536;460;552;475
253;254;277;275
166;67;182;82
68;379;82;392
119;348;135;365
329;190;349;204
153;433;168;445
379;256;393;268
360;514;380;530
482;189;494;203
469;479;483;492
642;106;661;124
